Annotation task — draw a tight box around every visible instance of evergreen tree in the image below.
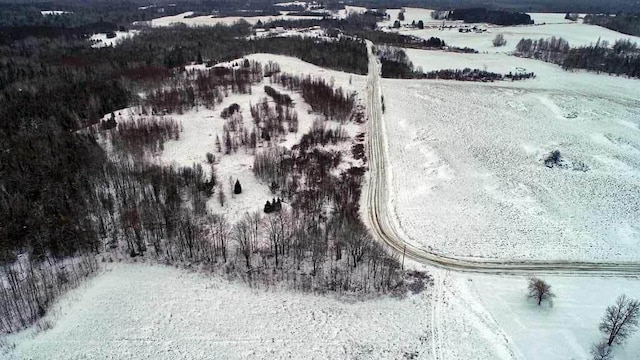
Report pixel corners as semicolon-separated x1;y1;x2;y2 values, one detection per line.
234;179;242;194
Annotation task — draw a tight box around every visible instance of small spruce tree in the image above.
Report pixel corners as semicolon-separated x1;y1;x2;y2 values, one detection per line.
234;179;242;194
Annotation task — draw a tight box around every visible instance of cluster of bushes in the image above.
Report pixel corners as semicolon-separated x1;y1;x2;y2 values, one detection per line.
263;198;283;213
249;96;299;142
420;68;536;82
271;73;356;122
264;85;293;106
113;115;182;155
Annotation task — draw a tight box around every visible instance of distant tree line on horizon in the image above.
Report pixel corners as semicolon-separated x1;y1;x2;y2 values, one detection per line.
515;36;640;78
446;8;533;26
584;13;640;37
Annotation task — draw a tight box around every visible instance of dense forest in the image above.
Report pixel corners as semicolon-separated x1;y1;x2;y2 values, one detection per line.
446;8;533;25
0;3;426;333
584;13;640;37
515;37;640;78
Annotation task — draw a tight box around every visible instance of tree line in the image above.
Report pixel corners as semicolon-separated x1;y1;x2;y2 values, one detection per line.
584;13;640;37
376;45;535;81
515;36;640;78
446;8;533;26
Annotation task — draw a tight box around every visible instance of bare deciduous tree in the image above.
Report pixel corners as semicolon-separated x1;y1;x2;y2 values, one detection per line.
527;277;554;306
218;186;226;207
599;294;640;346
590;341;612;360
232;218;253;269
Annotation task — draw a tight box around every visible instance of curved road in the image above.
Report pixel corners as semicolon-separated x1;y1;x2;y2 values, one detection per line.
363;41;640;276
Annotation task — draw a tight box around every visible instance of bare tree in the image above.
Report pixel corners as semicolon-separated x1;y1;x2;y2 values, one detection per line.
599;294;640;346
218;185;226;207
232;218;253;269
527;278;554;306
590;341;612;360
493;34;507;47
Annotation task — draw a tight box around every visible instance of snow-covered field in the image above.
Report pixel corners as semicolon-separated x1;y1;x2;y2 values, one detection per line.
4;263;431;359
466;272;640;359
382;62;640;261
89;30;139;48
382;8;581;28
381;8;640;54
40;10;71;16
404;22;640;54
147;11;323;27
6;263;640;360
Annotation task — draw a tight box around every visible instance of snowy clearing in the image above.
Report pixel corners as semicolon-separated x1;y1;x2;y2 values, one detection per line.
382;74;640;261
381;7;640;54
40;10;71;16
89;31;139;48
7;263;639;360
106;54;366;222
402;22;640;54
382;8;582;28
466;272;640;359
5;263;432;360
147;11;323;27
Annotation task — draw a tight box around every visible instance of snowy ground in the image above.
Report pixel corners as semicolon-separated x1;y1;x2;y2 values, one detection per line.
465;272;640;360
6;263;640;360
405;22;640;54
381;8;640;54
382;62;640;261
106;54;367;221
382;8;581;29
89;31;139;48
4;263;432;359
146;11;323;27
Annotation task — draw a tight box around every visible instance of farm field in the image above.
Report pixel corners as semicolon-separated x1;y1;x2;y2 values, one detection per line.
383;8;640;54
382;62;640;261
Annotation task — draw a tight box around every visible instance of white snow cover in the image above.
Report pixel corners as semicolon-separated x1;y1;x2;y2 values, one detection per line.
107;54;367;221
4;263;432;359
465;272;640;359
382;66;640;261
379;8;640;55
147;11;323;27
40;10;71;16
401;21;640;54
382;8;581;28
89;30;139;48
6;263;640;359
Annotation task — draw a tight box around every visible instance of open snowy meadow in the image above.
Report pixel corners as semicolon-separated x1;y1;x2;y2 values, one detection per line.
382;11;640;261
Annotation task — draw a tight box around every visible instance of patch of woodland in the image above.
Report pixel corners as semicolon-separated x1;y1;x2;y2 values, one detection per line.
584;13;640;37
515;36;640;78
270;73;357;122
446;8;534;26
0;21;420;334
